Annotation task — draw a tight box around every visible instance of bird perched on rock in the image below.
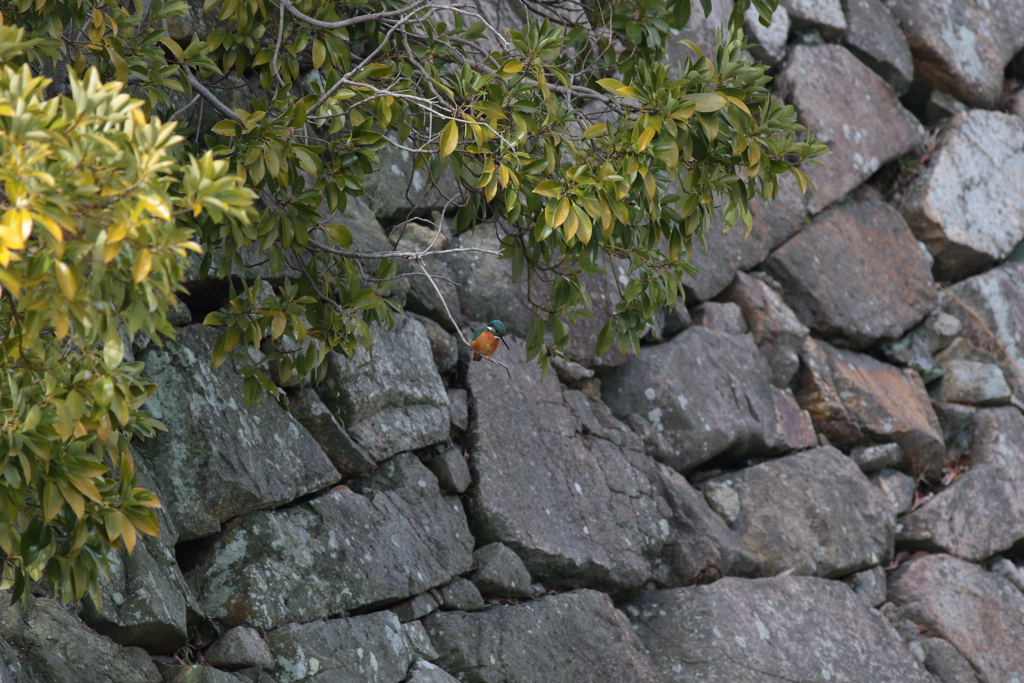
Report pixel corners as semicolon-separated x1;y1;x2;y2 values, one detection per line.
471;319;510;361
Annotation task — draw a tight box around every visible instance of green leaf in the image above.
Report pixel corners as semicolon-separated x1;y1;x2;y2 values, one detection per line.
596;320;615;356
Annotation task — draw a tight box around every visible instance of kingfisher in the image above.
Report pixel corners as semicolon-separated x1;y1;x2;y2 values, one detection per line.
471;319;510;361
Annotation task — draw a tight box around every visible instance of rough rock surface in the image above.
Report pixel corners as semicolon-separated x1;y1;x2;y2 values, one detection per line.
940;263;1024;399
426;446;472;494
851;443;905;472
765;199;937;348
934;360;1011;405
693;302;748;335
288;388;376;479
139;324;339;541
870;467;916;515
841;0;913;94
603;326;784;472
316;316;449;461
405;660;460;683
888;554;1024;683
776;45;925;213
467;339;758;596
204;627;273;671
782;0;847;39
625;575;932;682
771;386;819;451
268;611;435;683
720;271;810;387
189;454;474;629
847;565;888;607
361;144;461;225
883;0;1024;108
903;112;1024;281
796;338;947;476
680;174;807;302
897;408;1024;561
0;596;161;683
471;543;533;599
710;447;894;577
426;590;659;683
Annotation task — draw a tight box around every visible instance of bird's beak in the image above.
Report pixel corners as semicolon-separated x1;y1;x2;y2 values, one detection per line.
501;337;511;352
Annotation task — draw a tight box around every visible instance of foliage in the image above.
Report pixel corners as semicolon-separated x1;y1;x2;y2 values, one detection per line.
0;25;255;605
4;0;826;601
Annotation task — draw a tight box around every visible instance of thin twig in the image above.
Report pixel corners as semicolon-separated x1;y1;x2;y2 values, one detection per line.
170;93;201;121
414;261;514;381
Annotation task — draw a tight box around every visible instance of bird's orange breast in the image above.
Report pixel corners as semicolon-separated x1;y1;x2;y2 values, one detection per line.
471;331;500;356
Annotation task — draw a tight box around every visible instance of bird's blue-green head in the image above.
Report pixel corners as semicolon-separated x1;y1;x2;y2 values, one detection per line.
488;320;506;337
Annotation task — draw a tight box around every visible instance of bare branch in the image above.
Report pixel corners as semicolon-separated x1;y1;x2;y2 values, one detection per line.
272;1;287;88
186;68;241;122
307;237;499;261
278;0;430;30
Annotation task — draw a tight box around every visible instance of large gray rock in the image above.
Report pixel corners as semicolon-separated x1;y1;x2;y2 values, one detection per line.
883;0;1024;108
603;326;784;472
316;316;449;461
765;198;937;349
268;611;435;683
776;44;925;213
903;112;1024;281
796;338;947;477
0;595;161;683
888;554;1024;683
720;272;810;387
897;408;1024;562
139;324;340;541
680;174;808;302
711;447;894;577
940;264;1024;400
841;0;913;94
425;590;659;683
404;661;460;683
782;0;846;39
467;340;758;596
624;575;932;682
189;454;474;629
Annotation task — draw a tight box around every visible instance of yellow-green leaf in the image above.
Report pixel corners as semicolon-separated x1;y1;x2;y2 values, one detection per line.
637;126;656;153
440;120;459;157
54;261;77;299
552;197;570;227
132;250;152;283
501;59;524;73
312;38;326;69
533;180;562;197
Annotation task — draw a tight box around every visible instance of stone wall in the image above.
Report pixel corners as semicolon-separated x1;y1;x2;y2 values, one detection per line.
8;1;1024;682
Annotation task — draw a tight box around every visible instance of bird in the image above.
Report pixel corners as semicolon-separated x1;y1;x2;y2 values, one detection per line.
470;319;510;361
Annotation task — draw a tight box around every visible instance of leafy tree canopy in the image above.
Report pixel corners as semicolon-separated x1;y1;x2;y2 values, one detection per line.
1;0;826;604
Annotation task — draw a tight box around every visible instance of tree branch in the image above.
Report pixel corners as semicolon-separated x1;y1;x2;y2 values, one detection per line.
278;0;430;31
307;237;500;261
186;68;241;122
